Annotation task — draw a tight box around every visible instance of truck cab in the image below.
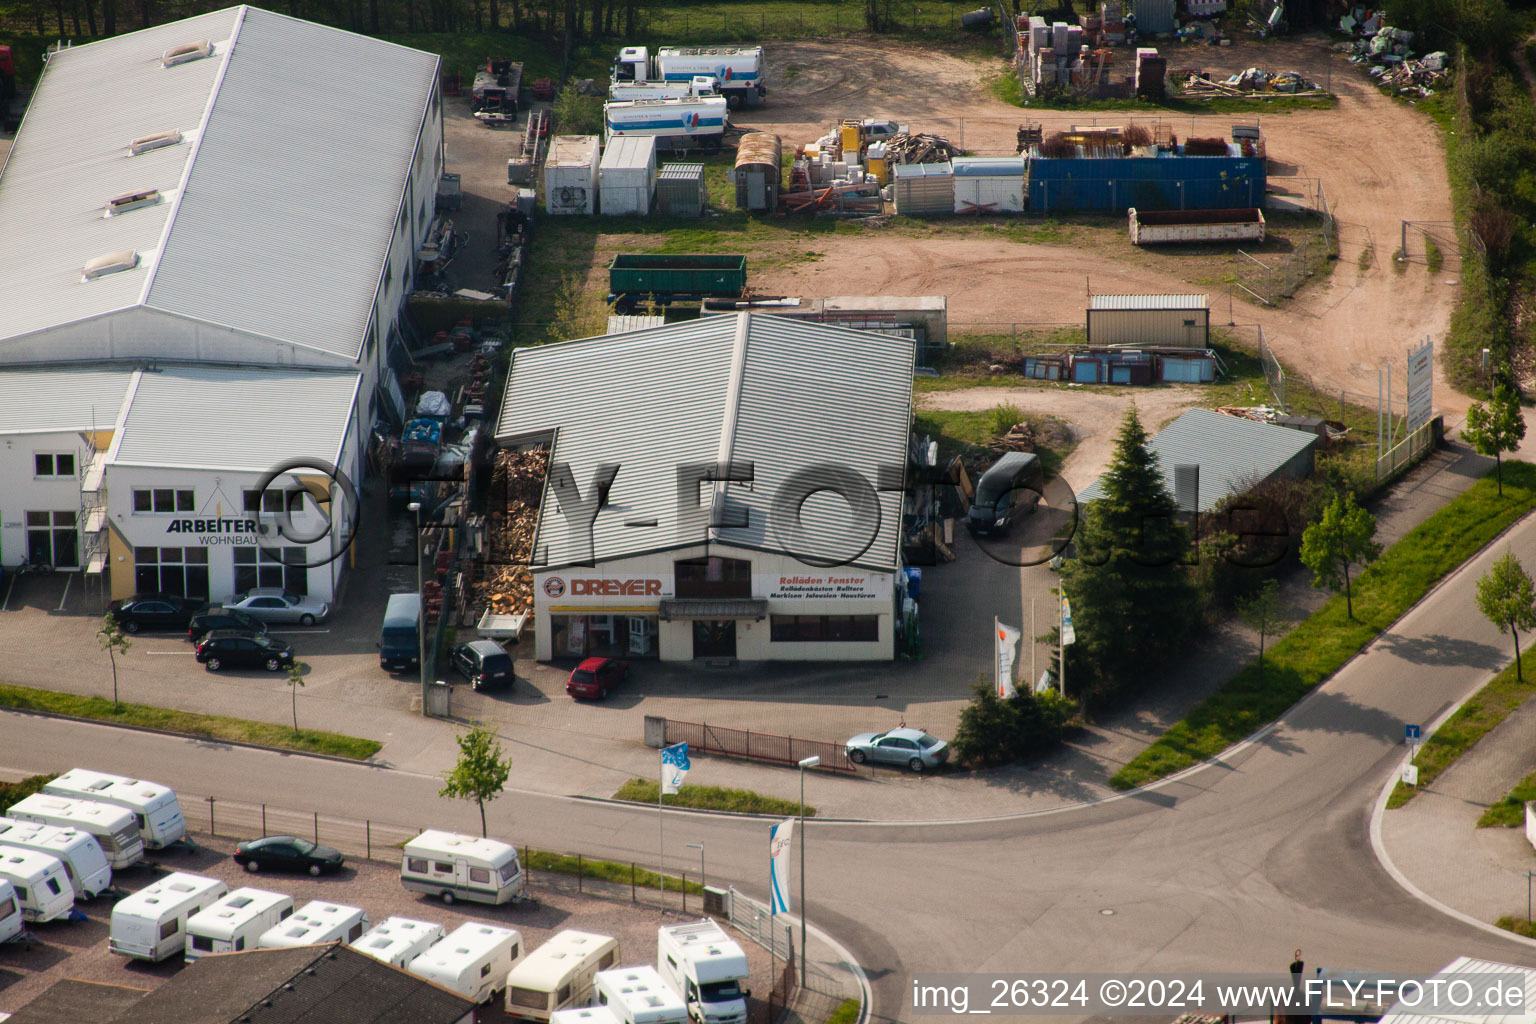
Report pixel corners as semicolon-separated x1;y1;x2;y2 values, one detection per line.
613;46;650;83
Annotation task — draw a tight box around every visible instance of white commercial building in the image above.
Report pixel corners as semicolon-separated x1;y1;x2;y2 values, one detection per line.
495;313;914;663
0;5;444;421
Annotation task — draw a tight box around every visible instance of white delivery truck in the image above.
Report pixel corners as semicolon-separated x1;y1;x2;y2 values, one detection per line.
110;872;227;961
604;97;729;152
0;879;22;943
44;768;187;848
0;845;76;923
552;1008;623;1024
409;921;523;1003
185;887;293;962
401;829;525;905
258;900;368;948
657;921;750;1024
596;965;689;1024
6;793;144;869
351;916;446;968
0;817;112;899
610;74;720;102
611;46;765;108
505;929;621;1021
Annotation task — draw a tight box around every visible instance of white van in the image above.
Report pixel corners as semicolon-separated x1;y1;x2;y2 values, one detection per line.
401;830;524;905
595;966;689;1024
6;793;145;868
656;921;750;1024
552;1008;622;1024
409;921;523;1003
185;887;293;962
506;929;621;1021
44;768;187;848
109;872;228;961
0;844;76;923
259;900;368;948
0;816;112;898
0;879;22;943
351;916;445;968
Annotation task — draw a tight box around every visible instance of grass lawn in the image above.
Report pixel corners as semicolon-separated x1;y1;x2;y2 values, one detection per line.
828;999;863;1024
526;848;703;894
0;685;382;760
614;778;814;816
1111;461;1536;791
1476;722;1536;825
1497;916;1536;939
912;408;1076;477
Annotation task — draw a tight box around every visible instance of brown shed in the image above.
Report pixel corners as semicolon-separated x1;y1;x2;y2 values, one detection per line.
734;132;783;212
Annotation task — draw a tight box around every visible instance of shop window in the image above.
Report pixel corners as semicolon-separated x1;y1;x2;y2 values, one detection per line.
134;546;209;600
233;547;307;595
675;556;752;598
769;615;879;643
34;452;75;478
132;488;194;513
26;510;78;569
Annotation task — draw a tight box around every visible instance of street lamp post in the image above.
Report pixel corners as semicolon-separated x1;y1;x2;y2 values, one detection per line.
686;842;705;893
796;755;819;990
407;501;424;706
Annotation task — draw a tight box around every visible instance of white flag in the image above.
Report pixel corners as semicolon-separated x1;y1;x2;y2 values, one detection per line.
1060;594;1076;646
660;742;690;795
995;620;1021;698
769;819;794;914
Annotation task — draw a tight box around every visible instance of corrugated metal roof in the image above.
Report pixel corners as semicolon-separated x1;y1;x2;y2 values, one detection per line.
0;367;136;435
1378;957;1536;1024
108;365;360;471
600;135;656;172
657;163;704;180
1088;293;1209;310
1076;408;1316;512
0;6;438;363
606;314;666;334
496;312;913;571
893;162;953;178
950;156;1026;177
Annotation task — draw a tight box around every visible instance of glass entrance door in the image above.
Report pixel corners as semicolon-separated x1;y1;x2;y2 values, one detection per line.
691;620;737;659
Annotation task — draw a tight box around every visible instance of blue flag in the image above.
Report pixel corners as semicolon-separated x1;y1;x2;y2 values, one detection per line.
661;742;690;795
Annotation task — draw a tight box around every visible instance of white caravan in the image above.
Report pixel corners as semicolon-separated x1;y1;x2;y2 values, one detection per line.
109;872;228;961
44;768;187;848
6;793;144;868
351;916;445;968
409;921;523;1003
656;921;750;1024
0;879;22;943
552;1008;623;1024
0;816;112;898
505;929;621;1021
0;845;76;923
259;900;368;948
401;830;524;905
185;887;293;962
595;966;689;1024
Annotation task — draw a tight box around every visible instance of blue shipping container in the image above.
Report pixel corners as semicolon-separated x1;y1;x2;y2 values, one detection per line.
1027;153;1265;212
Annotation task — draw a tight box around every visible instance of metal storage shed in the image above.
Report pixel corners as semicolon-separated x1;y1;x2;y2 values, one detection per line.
951;156;1026;214
733;133;783;212
893;162;955;216
655;163;707;218
1027;150;1266;212
599;136;657;216
1076;408;1318;512
1086;293;1209;348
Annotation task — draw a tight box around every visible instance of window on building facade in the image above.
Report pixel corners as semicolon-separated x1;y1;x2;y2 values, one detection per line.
132;488;194;513
242;489;292;514
26;510;79;569
233;546;308;595
34;452;76;477
674;556;752;598
769;615;879;643
133;546;209;599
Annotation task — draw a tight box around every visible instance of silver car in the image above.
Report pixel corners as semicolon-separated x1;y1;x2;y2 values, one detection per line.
225;588;331;625
844;727;949;772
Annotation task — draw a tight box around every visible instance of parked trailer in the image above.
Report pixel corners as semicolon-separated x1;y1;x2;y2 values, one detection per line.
603;97;728;152
401;829;526;905
0;845;75;923
1128;207;1266;245
473;57;523;117
596;965;688;1024
44;767;187;848
612;46;764;109
109;872;227;962
607;254;747;310
0;817;111;898
185;887;294;962
505;929;621;1022
409;921;523;1003
6;793;144;868
259;899;368;948
351;916;446;968
0;879;22;944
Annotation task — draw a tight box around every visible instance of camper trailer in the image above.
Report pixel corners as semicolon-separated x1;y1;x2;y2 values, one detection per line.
505;929;621;1021
351;916;446;968
6;793;145;868
44;768;187;848
595;966;689;1024
259;900;368;948
551;1008;622;1024
109;872;228;961
401;830;524;905
409;921;523;1003
0;879;22;944
0;816;112;898
184;887;293;962
0;845;76;923
656;921;750;1024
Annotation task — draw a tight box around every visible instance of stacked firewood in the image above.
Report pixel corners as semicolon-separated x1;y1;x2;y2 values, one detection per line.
468;447;549;617
886;132;961;164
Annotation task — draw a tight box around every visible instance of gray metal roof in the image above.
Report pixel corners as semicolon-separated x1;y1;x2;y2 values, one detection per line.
107;366;360;472
950;156;1026;177
1076;408;1316;512
1088;293;1208;310
0;367;136;435
606;314;667;335
0;6;439;362
496;312;914;571
1377;957;1534;1024
893;162;953;178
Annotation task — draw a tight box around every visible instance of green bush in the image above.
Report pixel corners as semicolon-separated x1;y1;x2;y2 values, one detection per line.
0;773;57;813
986;403;1026;437
553;86;604;137
951;684;1074;768
827;1000;863;1024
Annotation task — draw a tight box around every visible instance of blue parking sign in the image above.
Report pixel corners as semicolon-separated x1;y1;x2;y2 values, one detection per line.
1406;724;1421;743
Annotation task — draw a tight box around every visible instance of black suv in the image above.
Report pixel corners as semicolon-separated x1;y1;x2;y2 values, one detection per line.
187;608;269;642
195;630;295;672
109;594;205;633
448;640;515;691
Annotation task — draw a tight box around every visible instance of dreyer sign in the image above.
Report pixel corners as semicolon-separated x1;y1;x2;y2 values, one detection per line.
539;573;672;604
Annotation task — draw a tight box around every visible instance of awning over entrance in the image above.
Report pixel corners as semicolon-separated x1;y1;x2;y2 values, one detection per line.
659;599;768;621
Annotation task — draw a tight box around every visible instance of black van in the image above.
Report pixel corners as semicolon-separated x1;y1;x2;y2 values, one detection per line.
967;451;1043;535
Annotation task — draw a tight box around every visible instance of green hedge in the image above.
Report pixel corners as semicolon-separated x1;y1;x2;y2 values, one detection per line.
614;778;814;816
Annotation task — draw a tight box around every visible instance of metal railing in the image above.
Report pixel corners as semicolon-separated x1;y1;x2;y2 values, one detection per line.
663;719;856;774
1257;324;1286;411
727;887;798;1024
1376;418;1438;483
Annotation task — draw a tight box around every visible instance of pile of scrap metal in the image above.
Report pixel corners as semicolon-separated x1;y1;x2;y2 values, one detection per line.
1368;54;1449;96
1181;66;1317;95
494;192;535;307
414;215;463;290
1217;405;1349;441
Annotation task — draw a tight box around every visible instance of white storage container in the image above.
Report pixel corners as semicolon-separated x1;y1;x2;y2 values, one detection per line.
600;136;658;216
951;156;1027;214
545;136;601;216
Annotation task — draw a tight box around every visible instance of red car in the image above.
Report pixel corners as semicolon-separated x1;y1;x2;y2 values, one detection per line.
567;657;628;699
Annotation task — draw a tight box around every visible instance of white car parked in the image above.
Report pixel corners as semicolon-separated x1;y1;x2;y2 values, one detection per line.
225;589;331;625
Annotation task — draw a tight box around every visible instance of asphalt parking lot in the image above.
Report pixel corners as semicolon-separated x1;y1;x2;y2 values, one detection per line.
0;833;773;1013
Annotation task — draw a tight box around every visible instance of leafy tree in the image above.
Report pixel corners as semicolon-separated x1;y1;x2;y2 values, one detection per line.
552;85;603;137
441;723;512;837
98;614;130;710
1237;579;1294;678
1476;551;1536;681
1299;492;1382;620
1061;409;1198;702
286;661;307;734
1463;382;1526;496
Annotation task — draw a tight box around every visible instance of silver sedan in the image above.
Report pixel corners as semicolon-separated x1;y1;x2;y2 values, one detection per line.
845;727;949;772
225;589;331;625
